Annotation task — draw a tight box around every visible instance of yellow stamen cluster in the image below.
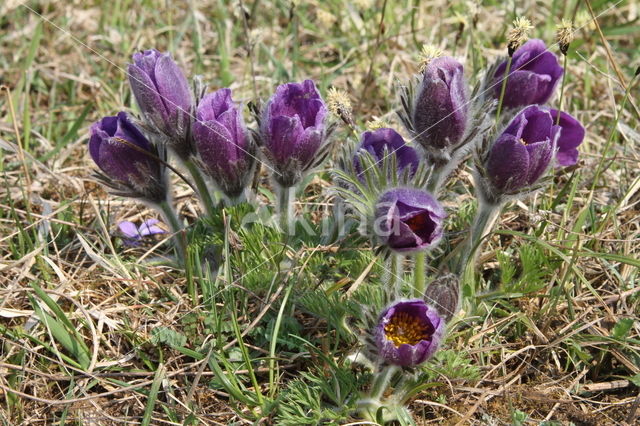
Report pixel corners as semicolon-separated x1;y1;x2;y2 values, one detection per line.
365;118;389;131
419;44;444;71
556;19;574;55
507;17;534;55
326;87;353;124
384;312;432;347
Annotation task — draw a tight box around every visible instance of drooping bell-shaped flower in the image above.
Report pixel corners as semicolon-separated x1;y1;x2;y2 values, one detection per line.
353;128;419;180
260;80;329;187
493;39;563;109
374;299;445;367
192;88;256;198
374;188;446;253
411;56;469;157
128;49;193;157
89;111;167;203
548;109;585;167
485;105;559;195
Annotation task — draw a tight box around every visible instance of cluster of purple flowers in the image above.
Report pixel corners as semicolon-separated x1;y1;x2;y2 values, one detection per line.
90;50;332;209
87;33;586;378
343;38;585;369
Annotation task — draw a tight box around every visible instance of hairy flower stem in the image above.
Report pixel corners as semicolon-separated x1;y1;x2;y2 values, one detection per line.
388;254;403;294
277;185;295;235
158;200;186;266
184;159;217;219
370;365;398;401
413;250;427;297
457;201;501;275
556;54;569;125
495;56;513;123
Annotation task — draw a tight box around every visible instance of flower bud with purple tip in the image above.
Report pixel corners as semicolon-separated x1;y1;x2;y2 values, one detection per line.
548;109;585;167
492;39;563;109
353;128;419;180
128;49;193;157
411;56;469;156
375;188;446;253
192;88;256;198
89;112;167;203
260;80;328;187
484;105;559;198
374;299;445;367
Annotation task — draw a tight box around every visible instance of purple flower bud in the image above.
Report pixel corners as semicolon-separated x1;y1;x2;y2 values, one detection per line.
192;89;255;198
261;80;328;187
423;273;459;322
486;105;560;194
375;188;446;253
374;299;445;367
89;112;166;202
493;39;563;109
128;49;193;155
353;128;419;179
548;109;585;167
412;56;469;152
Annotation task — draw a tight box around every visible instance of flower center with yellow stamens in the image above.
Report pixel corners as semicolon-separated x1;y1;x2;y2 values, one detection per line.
384;311;433;347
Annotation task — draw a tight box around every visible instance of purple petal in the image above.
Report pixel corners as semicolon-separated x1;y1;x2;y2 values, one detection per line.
118;221;139;238
154;53;192;119
487;134;530;191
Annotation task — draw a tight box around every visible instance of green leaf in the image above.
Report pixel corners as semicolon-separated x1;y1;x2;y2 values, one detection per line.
612;318;634;339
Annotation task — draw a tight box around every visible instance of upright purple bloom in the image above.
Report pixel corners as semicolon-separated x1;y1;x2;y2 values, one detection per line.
485;105;559;194
375;188;446;253
353;128;419;179
374;299;445;367
128;49;193;157
493;39;563;109
192;89;255;198
89;112;166;202
548;109;585;167
412;56;469;154
260;80;328;187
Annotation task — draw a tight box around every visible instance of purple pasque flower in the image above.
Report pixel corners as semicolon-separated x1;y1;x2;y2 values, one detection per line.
548;109;585;167
412;56;469;153
486;105;560;194
192;88;255;198
493;39;563;109
128;49;193;156
375;188;446;253
119;219;166;246
353;128;419;179
260;79;328;187
89;111;167;203
374;299;445;367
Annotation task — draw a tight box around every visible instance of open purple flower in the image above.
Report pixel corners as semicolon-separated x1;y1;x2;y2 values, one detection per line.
486;105;560;194
353;128;419;179
260;80;328;187
374;299;445;367
119;219;166;246
375;188;446;253
89;111;166;203
493;39;563;109
128;49;193;156
192;88;255;198
548;109;585;167
412;56;469;152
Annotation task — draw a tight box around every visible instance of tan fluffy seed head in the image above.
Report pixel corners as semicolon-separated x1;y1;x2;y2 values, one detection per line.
507;17;534;55
419;45;444;71
327;87;354;126
556;19;574;55
365;119;389;131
